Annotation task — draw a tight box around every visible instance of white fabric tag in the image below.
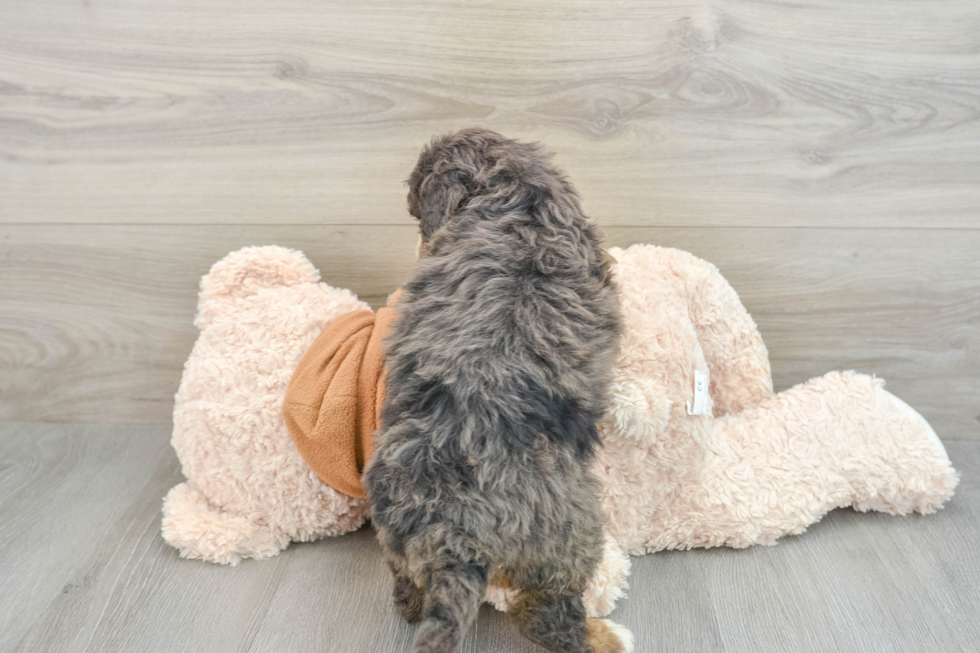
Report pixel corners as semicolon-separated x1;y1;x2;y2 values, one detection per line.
686;370;708;416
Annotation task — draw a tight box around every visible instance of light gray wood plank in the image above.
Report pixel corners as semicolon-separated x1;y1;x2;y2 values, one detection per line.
1;1;978;227
864;441;980;652
703;514;959;653
605;548;727;652
75;530;294;653
2;224;977;438
245;528;420;653
1;422;977;652
0;422;178;653
0;422;300;653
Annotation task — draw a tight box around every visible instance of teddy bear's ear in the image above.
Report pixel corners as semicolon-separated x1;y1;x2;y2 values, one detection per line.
195;246;321;329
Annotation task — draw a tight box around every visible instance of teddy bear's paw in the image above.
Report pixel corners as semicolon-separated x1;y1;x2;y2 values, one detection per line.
605;377;671;443
161;483;290;565
882;390;947;460
851;388;960;516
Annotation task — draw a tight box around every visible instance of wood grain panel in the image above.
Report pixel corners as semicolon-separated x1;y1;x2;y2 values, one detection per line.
0;224;418;424
1;224;977;438
2;422;978;652
1;0;978;227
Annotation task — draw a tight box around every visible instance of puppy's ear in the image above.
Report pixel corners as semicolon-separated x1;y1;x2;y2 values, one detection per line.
419;171;469;240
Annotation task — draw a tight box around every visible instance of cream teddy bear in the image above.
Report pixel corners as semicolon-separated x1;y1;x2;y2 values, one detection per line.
162;244;958;617
595;245;958;554
163;247;371;563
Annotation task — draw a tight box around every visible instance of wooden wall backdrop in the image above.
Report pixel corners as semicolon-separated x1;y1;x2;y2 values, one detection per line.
1;0;978;438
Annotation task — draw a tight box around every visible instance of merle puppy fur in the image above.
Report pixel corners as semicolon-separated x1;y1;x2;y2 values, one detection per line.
365;129;628;653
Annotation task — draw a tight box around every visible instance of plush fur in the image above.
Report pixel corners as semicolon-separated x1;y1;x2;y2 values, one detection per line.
365;129;630;653
594;245;959;553
161;242;957;633
163;246;371;565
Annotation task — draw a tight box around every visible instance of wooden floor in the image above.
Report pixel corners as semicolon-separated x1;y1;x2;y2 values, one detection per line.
2;1;979;651
0;420;977;653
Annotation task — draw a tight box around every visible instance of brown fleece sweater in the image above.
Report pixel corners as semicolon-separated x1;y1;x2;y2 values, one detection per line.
282;291;400;499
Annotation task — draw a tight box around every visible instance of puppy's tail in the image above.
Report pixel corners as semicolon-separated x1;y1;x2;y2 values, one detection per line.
413;558;488;653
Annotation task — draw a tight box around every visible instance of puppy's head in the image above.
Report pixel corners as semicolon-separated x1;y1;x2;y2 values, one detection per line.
406;128;522;250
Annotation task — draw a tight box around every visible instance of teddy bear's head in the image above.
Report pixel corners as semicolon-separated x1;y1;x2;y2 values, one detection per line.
164;246;371;565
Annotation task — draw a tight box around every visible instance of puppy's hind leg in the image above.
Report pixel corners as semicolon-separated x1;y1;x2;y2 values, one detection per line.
413;557;489;653
389;560;426;624
378;527;426;624
510;586;634;653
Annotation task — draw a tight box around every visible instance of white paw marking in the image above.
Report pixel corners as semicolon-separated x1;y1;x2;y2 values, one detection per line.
600;619;635;653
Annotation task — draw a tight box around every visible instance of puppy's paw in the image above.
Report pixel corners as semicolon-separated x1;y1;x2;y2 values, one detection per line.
586;618;635;653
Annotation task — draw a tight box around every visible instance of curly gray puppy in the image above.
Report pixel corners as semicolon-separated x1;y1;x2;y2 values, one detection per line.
365;128;630;653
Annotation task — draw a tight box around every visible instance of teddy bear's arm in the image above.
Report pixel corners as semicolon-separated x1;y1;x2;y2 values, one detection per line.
683;256;773;416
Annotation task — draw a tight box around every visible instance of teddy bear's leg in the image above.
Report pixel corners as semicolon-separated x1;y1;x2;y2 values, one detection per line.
161;483;290;566
649;371;959;550
679;252;774;416
610;245;773;416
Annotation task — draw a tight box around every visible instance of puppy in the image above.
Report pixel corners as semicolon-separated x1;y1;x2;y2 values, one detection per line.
365;128;630;653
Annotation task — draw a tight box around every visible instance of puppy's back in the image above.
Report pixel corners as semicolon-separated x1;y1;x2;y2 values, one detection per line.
382;197;619;462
